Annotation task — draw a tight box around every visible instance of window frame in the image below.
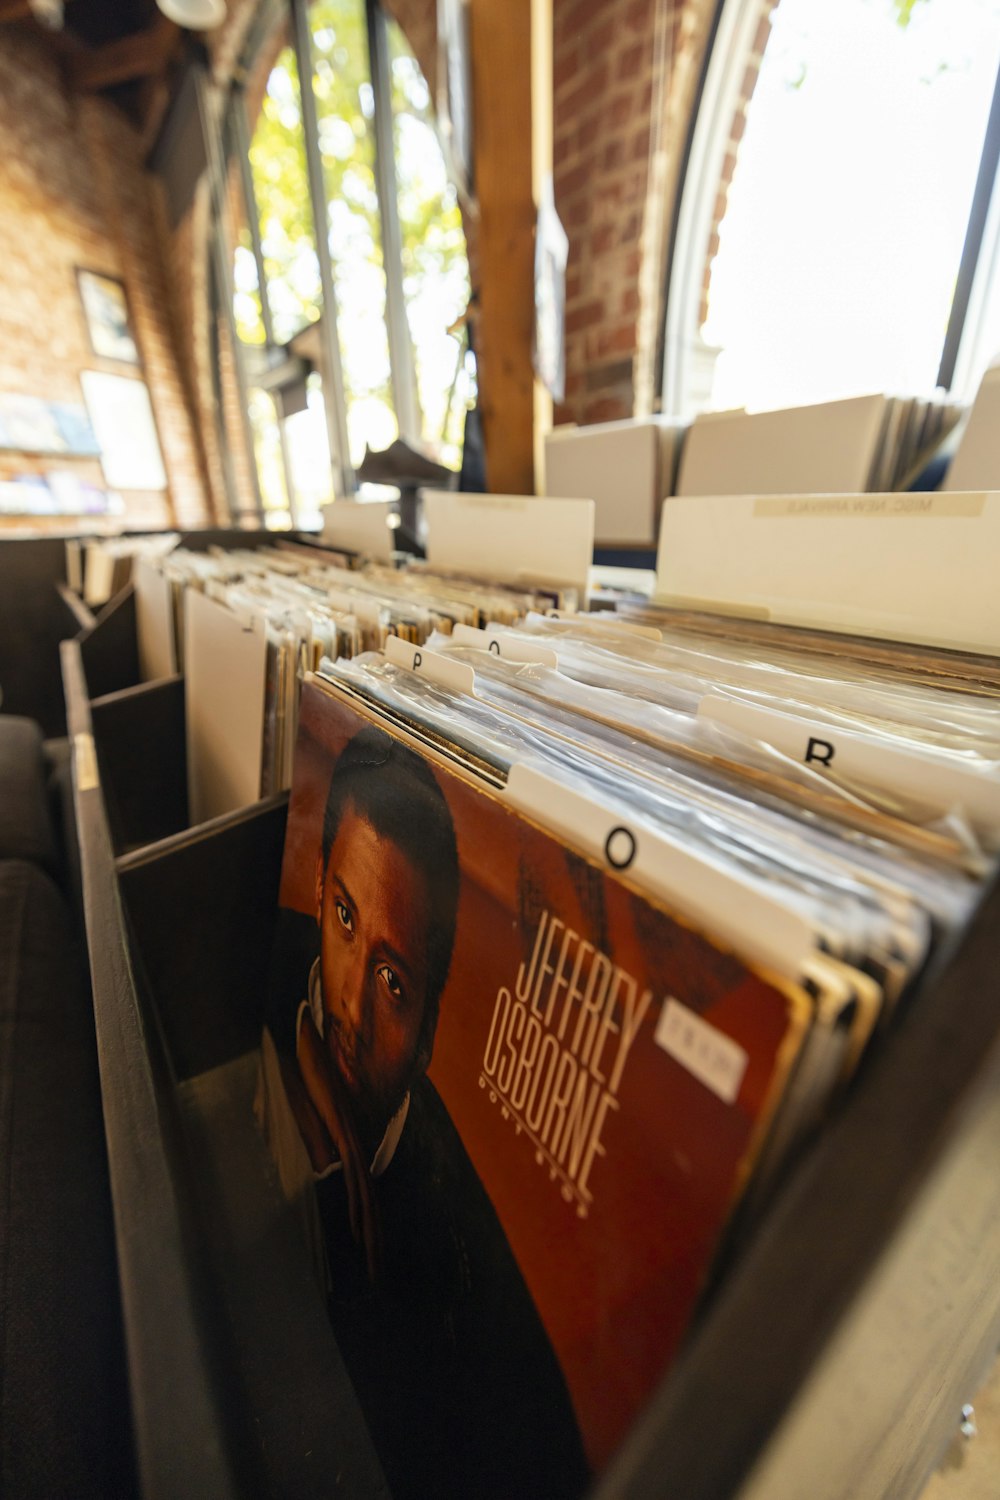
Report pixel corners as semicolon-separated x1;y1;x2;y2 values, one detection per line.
663;0;1000;421
208;0;441;523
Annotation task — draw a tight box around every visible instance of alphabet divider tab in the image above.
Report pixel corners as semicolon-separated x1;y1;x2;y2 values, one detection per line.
697;695;1000;841
383;633;477;695
504;762;818;982
455;622;560;667
530;610;663;641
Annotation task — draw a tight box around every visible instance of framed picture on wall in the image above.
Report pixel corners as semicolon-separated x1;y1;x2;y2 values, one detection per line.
76;268;140;365
81;371;167;491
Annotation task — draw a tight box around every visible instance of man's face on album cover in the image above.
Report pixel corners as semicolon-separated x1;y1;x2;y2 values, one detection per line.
315;802;433;1142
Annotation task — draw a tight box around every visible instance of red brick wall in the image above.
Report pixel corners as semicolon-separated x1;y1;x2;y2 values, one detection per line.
0;23;212;530
554;0;657;425
553;0;717;427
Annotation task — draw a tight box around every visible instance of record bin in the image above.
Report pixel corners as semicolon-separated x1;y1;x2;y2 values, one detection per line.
58;559;1000;1500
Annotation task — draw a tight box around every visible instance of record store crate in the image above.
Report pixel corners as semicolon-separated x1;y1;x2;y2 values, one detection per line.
60;608;1000;1500
72;528;327;858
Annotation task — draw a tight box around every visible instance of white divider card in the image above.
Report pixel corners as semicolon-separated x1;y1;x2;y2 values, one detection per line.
421;489;595;598
452;622;559;666
523;609;662;641
698;696;1000;841
184;589;268;825
674;395;889;497
320;498;397;562
504;762;818;982
66;539;82;593
383;633;477;695
656;492;1000;654
83;542;116;608
944;362;1000;493
133;557;177;681
544;418;681;545
325;587;382;628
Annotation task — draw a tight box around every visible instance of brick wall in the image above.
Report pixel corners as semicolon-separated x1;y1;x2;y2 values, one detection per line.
554;0;657;425
0;23;212;531
553;0;717;426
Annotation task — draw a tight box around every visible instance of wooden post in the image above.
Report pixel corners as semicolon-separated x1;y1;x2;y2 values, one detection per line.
532;0;554;493
470;0;547;495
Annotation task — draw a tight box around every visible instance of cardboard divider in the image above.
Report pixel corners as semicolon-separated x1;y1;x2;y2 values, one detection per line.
55;578;97;633
117;796;289;1082
91;676;187;855
79;586;141;699
655;490;1000;654
421;488;596;597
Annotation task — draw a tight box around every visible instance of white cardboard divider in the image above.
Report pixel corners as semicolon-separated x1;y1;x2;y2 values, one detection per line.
421;489;595;597
655;492;1000;655
699;695;1000;839
505;763;816;982
452;621;560;666
675;395;888;498
320;498;397;562
134;557;177;681
184;589;267;825
944;364;1000;493
544;417;682;545
383;633;476;695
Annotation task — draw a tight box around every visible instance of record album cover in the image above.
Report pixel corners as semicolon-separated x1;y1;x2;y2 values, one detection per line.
258;676;809;1498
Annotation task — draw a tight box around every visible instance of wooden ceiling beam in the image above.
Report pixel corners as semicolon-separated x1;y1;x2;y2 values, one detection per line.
69;14;179;93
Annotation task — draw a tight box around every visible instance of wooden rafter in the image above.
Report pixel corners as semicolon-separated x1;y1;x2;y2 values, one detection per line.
69;13;179;93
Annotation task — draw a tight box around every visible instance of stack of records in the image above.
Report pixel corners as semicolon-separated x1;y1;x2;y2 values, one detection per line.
255;599;998;1497
132;542;583;823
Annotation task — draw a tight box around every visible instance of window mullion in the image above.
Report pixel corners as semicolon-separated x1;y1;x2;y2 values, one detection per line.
290;0;356;498
230;92;301;527
366;0;421;446
231;92;278;350
937;56;1000;394
200;73;267;517
207;257;242;522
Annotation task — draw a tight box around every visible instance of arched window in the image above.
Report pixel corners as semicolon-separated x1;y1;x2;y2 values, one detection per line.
665;0;1000;418
210;0;472;527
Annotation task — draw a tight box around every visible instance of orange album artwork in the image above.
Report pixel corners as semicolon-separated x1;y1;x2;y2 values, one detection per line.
259;676;810;1500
